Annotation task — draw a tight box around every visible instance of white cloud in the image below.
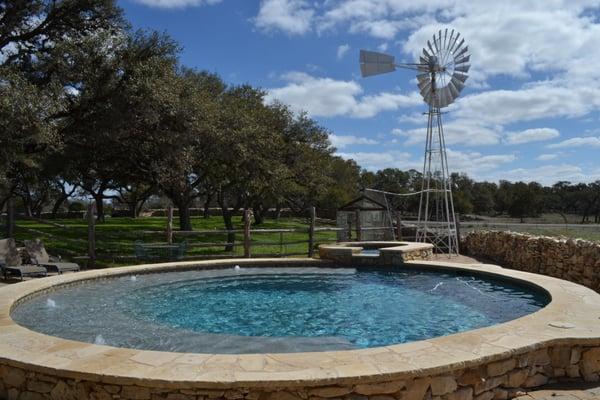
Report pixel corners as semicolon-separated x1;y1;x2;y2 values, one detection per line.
548;136;600;149
254;0;314;35
336;44;350;59
133;0;221;8
266;72;421;118
336;148;515;179
392;120;502;146
329;134;377;148
505;128;560;145
337;151;416;171
536;153;559;161
498;164;600;185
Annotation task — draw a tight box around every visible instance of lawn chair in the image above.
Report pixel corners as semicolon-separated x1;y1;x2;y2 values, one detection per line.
24;239;80;274
0;238;47;280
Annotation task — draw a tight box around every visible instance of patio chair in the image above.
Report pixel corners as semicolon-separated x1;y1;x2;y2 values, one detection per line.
0;238;47;280
24;239;80;274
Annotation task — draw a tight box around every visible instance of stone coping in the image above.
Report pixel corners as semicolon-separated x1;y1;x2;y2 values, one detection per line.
0;258;599;390
319;241;434;254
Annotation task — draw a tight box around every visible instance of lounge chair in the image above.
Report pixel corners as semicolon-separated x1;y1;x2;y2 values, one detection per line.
24;239;80;274
0;238;47;280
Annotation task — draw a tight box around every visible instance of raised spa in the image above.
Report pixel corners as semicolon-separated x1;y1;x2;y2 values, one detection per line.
12;266;549;354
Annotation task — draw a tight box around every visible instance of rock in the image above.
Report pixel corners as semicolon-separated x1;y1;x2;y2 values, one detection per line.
523;374;548;388
401;378;431;400
487;359;516;377
430;376;457;396
104;385;121;394
121;386;152;400
3;367;26;388
354;381;405;395
266;392;302;400
458;370;483;386
527;349;550;366
474;391;494;400
446;387;473;400
18;392;45;400
27;380;54;393
493;388;508;400
506;369;528;388
550;347;571;368
474;376;506;395
165;394;193;400
570;348;582;364
566;365;580;378
308;386;352;398
581;348;600;377
50;381;78;400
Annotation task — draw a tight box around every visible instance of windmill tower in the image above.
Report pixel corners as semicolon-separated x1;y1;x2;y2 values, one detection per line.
359;29;470;254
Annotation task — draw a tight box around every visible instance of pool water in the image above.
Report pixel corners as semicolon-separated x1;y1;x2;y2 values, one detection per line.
12;267;549;353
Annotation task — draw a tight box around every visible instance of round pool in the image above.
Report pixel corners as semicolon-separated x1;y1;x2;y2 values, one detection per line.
11;266;549;354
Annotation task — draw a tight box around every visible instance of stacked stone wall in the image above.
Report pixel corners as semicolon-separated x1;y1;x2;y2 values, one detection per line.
463;231;600;292
1;345;599;400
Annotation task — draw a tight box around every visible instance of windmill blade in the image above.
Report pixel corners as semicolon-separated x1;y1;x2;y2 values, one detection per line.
422;48;431;58
454;45;469;59
419;55;429;65
427;40;435;56
438;30;443;54
450;75;466;91
432;35;440;54
416;73;430;85
418;80;432;94
448;32;460;53
453;72;468;83
454;38;465;53
454;63;470;73
454;55;470;65
443;28;448;50
448;79;460;98
359;50;396;77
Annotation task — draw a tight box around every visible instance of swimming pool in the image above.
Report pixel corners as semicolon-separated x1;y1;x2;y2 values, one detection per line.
11;266;548;353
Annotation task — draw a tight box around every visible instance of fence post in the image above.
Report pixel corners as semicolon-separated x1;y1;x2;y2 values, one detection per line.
243;209;251;258
308;206;316;257
395;211;403;241
355;210;361;241
455;213;461;253
5;197;14;238
87;202;96;268
166;205;173;245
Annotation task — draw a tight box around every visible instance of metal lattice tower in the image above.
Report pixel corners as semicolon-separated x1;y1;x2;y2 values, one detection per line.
359;28;470;254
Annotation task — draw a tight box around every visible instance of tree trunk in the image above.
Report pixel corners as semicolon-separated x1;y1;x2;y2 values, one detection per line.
218;194;235;252
253;203;265;225
51;194;70;218
178;202;193;231
203;193;212;219
129;202;138;218
93;195;105;222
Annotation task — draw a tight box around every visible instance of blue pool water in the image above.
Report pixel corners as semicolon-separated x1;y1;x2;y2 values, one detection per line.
12;267;549;353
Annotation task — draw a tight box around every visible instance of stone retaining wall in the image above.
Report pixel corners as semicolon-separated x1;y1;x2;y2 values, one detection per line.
463;231;600;292
1;344;599;400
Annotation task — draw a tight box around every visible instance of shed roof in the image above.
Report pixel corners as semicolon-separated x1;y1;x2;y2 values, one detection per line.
338;194;388;211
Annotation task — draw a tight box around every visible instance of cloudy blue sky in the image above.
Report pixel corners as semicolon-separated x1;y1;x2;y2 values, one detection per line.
120;0;600;185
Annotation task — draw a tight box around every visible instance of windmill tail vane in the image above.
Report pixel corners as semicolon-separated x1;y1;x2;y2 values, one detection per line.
359;28;471;255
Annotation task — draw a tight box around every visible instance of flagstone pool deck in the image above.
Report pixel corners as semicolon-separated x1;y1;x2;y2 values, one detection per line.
0;257;599;399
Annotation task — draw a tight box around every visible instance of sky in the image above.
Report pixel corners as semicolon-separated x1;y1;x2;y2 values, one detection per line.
118;0;600;185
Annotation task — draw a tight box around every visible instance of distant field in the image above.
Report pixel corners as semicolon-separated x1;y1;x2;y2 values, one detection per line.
12;216;338;267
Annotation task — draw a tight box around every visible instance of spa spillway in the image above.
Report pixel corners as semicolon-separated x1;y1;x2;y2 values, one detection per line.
1;258;600;400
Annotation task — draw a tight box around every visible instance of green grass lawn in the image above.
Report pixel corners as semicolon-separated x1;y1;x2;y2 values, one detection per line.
12;216;338;267
10;213;600;268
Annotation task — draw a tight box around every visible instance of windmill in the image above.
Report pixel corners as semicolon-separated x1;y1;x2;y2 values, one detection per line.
359;28;470;254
